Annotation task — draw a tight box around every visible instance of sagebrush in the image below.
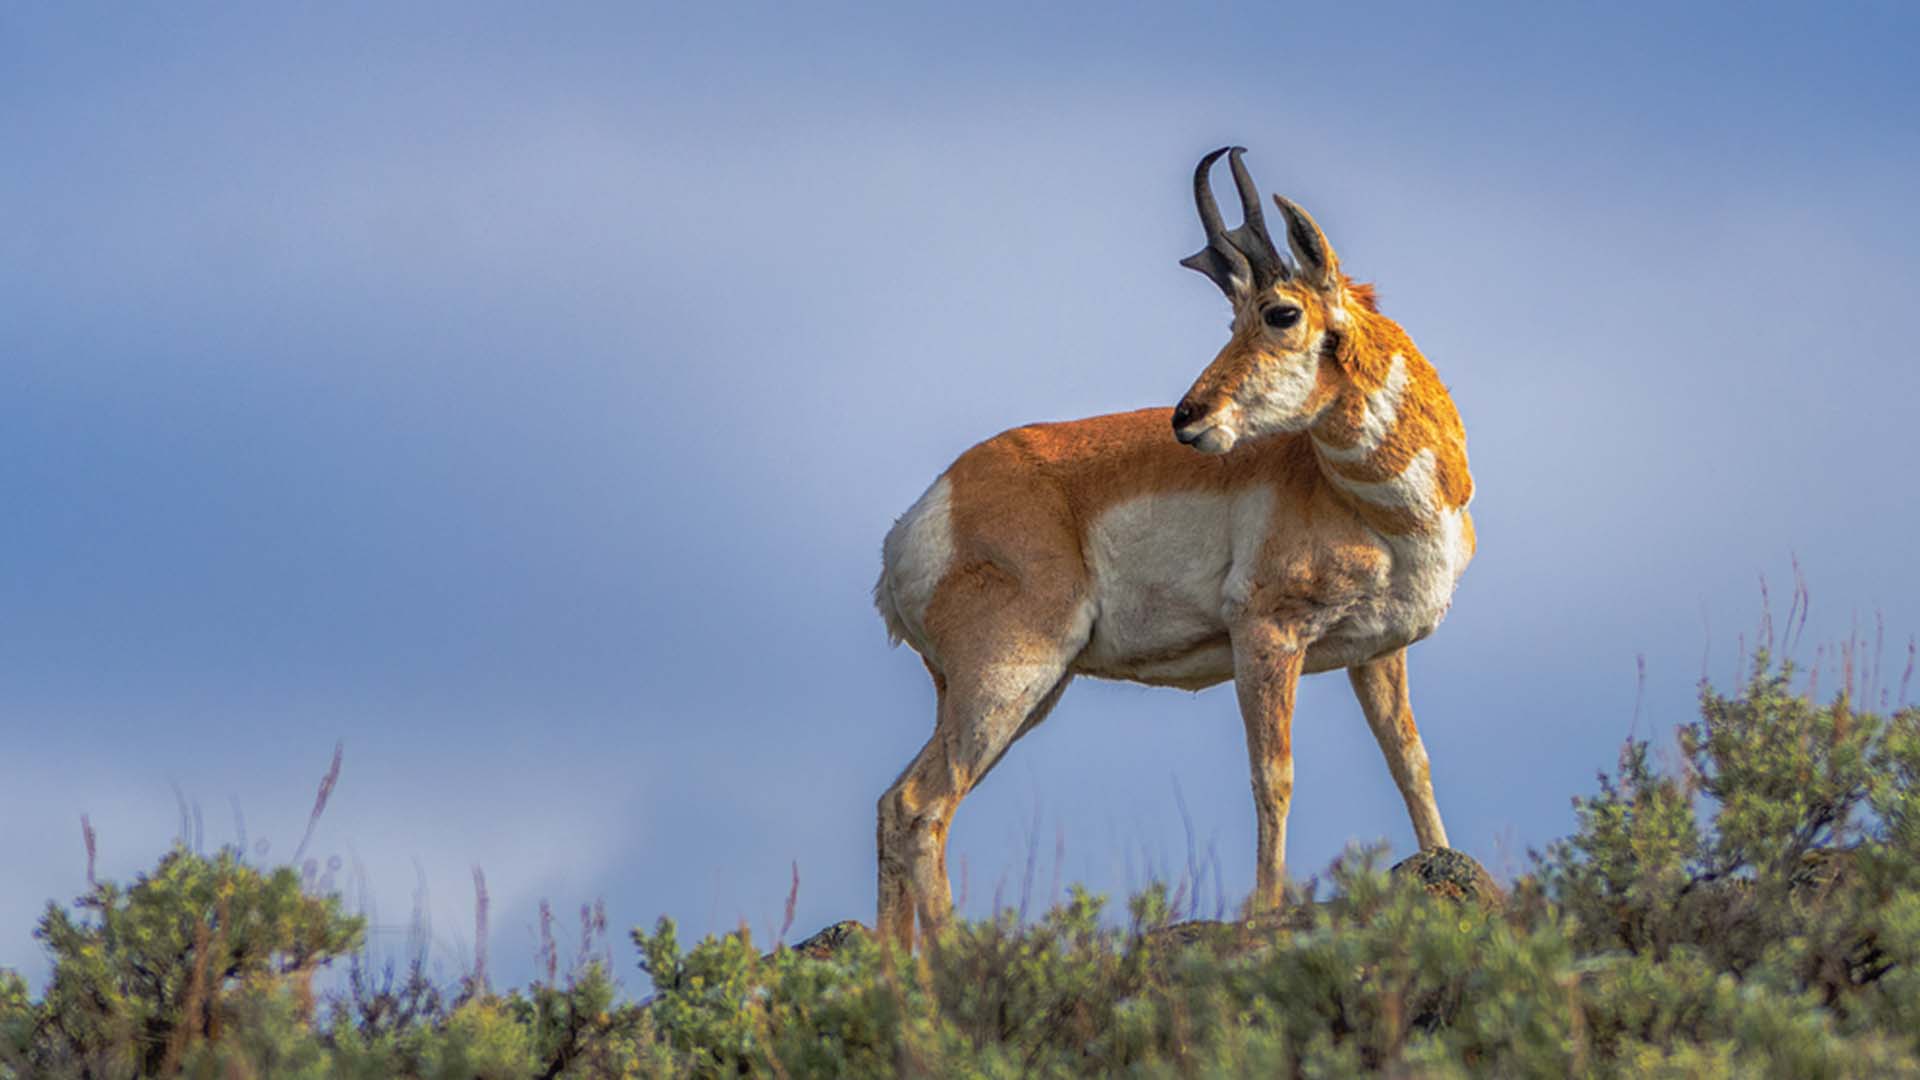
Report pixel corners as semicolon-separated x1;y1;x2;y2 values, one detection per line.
5;647;1919;1077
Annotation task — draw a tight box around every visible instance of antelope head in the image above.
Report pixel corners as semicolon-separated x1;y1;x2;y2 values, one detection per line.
1171;147;1351;455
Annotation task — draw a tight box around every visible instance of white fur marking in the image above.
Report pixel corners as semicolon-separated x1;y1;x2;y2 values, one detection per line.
1329;447;1440;515
1191;425;1237;454
1234;342;1322;438
1076;488;1274;686
1313;353;1407;464
1314;506;1472;668
876;475;955;650
1221;486;1276;618
1383;506;1471;638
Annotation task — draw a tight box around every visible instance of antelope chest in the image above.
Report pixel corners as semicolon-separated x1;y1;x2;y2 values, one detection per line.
1306;507;1473;671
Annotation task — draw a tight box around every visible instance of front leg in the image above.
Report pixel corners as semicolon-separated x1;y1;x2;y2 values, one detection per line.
1230;621;1306;913
1348;647;1449;850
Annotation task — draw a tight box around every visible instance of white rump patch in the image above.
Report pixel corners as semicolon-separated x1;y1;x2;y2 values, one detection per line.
875;475;955;650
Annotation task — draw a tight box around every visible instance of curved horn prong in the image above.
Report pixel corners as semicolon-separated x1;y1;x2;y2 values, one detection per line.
1179;147;1252;299
1225;148;1287;288
1193;146;1230;240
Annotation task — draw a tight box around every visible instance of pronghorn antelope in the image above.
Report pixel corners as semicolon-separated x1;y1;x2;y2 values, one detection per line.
873;147;1474;949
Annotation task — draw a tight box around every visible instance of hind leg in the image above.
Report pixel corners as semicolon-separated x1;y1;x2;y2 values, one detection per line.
876;665;946;950
878;632;1077;951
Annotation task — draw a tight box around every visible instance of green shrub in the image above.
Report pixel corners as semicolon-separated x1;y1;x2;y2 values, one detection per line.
2;643;1918;1076
5;846;361;1078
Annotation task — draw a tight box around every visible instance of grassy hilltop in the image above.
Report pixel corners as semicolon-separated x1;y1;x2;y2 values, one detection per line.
5;639;1920;1078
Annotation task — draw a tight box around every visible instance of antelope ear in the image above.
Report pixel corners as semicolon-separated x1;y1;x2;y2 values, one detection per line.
1271;194;1339;290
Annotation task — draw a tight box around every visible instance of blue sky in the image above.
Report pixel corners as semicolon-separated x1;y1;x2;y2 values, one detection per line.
4;2;1918;989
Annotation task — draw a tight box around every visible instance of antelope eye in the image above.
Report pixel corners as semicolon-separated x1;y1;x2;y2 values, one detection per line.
1263;305;1302;330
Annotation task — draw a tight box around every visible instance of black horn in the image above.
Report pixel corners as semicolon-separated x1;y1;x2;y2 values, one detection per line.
1178;147;1252;298
1179;146;1288;300
1225;148;1287;290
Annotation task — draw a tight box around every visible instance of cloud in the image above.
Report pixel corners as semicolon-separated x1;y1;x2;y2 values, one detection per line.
3;2;1917;993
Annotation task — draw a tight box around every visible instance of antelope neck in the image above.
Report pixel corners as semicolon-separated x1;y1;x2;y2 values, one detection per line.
1305;350;1470;537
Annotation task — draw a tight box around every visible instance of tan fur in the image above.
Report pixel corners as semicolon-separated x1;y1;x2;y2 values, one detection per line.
1349;649;1448;849
875;180;1473;951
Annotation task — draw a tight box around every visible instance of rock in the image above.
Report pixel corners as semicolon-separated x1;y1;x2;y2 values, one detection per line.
765;851;1500;968
1131;850;1504;956
782;920;869;960
1389;847;1505;909
1145;907;1308;956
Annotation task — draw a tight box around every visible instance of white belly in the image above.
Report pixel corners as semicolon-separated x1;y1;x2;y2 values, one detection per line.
1072;489;1470;685
1074;489;1272;688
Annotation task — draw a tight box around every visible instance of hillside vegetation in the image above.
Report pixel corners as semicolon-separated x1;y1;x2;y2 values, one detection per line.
5;643;1920;1078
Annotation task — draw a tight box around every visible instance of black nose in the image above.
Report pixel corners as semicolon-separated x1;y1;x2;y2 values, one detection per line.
1171;400;1198;430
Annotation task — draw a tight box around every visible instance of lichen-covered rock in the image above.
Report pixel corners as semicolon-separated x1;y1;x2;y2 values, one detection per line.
1389;847;1505;908
776;852;1502;965
783;919;868;960
1146;907;1309;955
